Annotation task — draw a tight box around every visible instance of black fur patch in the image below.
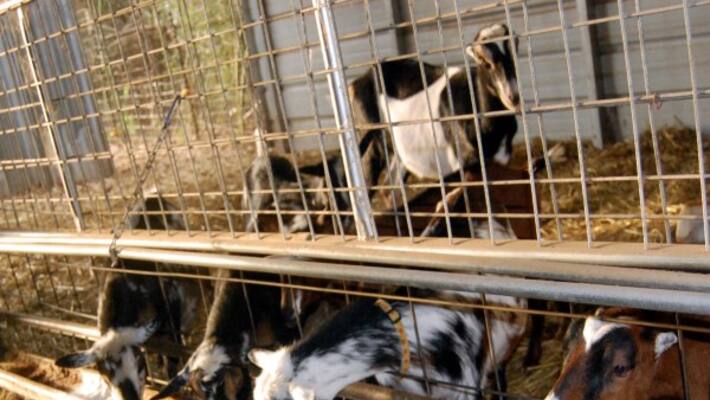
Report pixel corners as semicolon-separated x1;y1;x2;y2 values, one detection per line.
429;331;463;381
291;299;399;371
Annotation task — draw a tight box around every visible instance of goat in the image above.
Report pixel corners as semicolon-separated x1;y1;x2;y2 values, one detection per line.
349;23;519;184
296;128;388;234
152;266;295;400
250;289;528;400
545;307;710;400
419;144;565;239
242;153;327;235
55;195;198;400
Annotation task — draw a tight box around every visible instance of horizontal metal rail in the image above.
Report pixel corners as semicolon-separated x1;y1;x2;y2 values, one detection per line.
0;368;86;400
0;234;709;315
1;231;708;271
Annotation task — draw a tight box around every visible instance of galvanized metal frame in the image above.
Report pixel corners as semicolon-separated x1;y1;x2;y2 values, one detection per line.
1;0;710;399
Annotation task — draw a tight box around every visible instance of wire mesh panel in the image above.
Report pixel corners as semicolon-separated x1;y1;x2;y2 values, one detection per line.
0;0;709;399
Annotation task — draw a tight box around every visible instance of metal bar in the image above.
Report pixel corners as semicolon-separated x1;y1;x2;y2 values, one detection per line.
616;0;650;248
2;231;710;270
312;0;376;240
340;383;431;400
575;0;604;147
1;239;710;315
556;0;593;246
681;0;709;250
0;368;85;400
104;247;710;316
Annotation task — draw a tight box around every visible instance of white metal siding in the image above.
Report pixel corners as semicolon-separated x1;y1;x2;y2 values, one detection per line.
245;0;710;151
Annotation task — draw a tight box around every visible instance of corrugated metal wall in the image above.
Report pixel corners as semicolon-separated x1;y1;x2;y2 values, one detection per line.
0;0;112;199
244;0;710;151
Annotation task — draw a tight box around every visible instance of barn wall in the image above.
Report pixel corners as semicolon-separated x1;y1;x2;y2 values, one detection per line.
244;0;710;151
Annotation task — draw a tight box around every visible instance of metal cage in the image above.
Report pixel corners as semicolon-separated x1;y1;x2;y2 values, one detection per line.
0;0;709;399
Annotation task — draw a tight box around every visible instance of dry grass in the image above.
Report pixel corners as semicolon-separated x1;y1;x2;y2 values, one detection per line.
511;125;708;243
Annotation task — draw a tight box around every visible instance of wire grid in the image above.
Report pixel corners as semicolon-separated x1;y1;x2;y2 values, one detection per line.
0;0;709;399
0;0;707;246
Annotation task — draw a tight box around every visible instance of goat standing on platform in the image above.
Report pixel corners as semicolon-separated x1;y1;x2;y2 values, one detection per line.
55;195;198;400
349;23;520;183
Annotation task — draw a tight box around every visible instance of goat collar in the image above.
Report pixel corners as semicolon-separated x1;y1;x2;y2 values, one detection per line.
374;299;410;377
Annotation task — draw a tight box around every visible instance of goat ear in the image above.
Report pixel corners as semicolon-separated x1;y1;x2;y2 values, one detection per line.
150;366;189;400
466;44;493;67
655;332;678;359
289;383;315;400
223;367;244;400
248;348;275;369
55;351;96;369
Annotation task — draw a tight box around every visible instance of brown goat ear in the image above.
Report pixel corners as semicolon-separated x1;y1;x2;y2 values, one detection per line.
223;367;244;400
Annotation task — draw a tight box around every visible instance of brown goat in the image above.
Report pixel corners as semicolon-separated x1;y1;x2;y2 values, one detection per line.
545;307;710;400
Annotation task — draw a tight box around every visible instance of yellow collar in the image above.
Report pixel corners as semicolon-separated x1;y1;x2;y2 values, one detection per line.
375;299;410;377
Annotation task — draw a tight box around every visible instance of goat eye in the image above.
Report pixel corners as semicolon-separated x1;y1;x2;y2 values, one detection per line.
613;364;631;377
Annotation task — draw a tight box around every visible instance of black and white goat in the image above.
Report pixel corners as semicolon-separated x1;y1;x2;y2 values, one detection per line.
152;266;294;400
349;23;519;182
250;290;528;400
242;128;327;234
55;195;198;400
297;128;387;234
244;128;386;235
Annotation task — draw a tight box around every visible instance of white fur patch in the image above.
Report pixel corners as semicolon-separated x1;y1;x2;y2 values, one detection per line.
492;143;511;165
583;317;624;351
252;348;294;400
654;332;678;359
70;370;112;400
111;346;144;399
188;341;232;380
477;24;507;41
473;219;516;240
91;326;153;359
543;393;560;400
380;67;463;179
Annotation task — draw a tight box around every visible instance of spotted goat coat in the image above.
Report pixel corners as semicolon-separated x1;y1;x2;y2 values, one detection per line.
251;289;528;400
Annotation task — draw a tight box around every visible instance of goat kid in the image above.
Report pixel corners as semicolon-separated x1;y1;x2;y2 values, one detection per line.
251;290;527;400
243;152;326;235
545;307;710;400
153;266;295;400
349;23;519;183
296;128;387;234
55;195;197;400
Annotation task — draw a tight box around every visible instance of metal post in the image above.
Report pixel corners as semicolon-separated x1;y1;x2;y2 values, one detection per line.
312;0;376;240
16;7;84;231
575;0;604;148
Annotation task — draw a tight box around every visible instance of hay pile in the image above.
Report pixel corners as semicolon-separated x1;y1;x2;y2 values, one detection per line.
0;352;81;400
512;125;709;243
